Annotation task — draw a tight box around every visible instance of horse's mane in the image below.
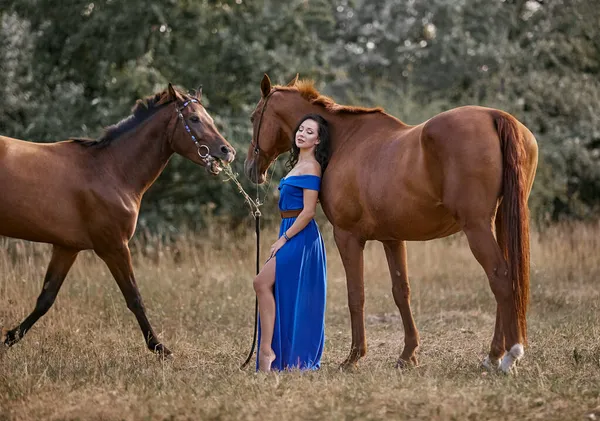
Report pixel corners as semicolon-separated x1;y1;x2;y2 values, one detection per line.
71;88;190;148
274;79;384;114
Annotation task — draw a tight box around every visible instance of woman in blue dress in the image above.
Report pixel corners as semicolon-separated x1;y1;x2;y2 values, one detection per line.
253;113;331;372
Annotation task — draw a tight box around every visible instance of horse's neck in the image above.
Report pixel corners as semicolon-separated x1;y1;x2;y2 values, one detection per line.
278;107;358;155
281;100;406;155
103;110;174;195
328;115;368;154
301;112;397;155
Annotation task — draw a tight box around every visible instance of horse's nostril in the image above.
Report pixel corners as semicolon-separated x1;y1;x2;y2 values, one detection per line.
221;145;232;155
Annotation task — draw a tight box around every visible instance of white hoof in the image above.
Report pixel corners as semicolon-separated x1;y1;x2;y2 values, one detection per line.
500;344;524;374
481;355;501;371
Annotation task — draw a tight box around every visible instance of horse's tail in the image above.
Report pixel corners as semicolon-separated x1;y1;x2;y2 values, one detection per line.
493;112;531;344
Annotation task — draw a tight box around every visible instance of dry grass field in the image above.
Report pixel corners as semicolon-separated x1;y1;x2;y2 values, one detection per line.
1;220;599;420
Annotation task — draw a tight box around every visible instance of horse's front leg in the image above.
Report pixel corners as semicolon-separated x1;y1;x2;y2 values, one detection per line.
333;227;366;370
96;243;171;357
382;240;419;368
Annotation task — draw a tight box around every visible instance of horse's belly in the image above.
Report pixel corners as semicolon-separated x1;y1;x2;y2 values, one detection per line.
369;204;461;241
0;204;87;247
0;219;56;243
326;189;459;240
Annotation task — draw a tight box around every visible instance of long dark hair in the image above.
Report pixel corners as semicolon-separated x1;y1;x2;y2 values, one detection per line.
285;113;331;172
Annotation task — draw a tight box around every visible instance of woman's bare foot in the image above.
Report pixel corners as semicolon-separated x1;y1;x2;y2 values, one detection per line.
258;348;276;372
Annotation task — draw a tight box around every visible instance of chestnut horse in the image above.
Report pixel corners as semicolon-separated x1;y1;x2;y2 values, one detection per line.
1;84;235;357
244;74;538;373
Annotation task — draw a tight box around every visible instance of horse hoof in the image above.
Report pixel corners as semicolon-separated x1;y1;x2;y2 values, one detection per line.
396;359;409;369
500;344;524;374
338;360;359;372
338;363;356;373
481;356;501;372
153;344;173;359
396;356;417;369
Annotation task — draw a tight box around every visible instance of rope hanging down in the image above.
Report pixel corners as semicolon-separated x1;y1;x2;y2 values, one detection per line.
221;164;276;369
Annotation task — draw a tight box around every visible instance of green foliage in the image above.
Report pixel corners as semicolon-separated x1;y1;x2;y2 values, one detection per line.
0;0;598;229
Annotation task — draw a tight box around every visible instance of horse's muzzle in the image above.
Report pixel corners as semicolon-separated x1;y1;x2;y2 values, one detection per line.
243;158;265;184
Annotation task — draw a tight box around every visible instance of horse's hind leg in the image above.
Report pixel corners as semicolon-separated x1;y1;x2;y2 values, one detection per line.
96;244;170;357
481;303;505;371
482;212;507;371
382;240;419;368
3;245;79;347
462;222;523;373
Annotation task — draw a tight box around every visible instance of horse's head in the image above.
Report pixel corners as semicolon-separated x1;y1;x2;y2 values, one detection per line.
244;74;298;184
166;83;235;175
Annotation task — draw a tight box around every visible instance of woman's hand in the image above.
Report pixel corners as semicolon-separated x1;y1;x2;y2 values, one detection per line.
269;236;287;259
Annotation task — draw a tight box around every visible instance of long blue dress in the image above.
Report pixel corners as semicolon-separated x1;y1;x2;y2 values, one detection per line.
256;175;327;371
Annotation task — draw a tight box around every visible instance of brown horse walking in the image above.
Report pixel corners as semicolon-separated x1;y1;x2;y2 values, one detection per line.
244;74;538;373
1;83;235;356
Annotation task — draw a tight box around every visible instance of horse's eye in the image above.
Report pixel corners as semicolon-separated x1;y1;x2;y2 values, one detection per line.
190;115;200;123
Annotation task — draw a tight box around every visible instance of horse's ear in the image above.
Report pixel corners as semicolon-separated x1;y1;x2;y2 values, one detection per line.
168;83;177;100
261;73;272;97
159;83;180;104
287;73;299;87
196;85;203;101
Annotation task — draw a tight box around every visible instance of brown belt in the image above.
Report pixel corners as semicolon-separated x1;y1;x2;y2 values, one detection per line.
280;209;302;219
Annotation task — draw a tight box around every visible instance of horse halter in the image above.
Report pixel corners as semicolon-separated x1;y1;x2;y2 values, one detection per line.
251;89;278;158
250;89;282;201
176;98;210;160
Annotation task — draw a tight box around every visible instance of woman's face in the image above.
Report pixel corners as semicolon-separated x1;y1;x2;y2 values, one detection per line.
295;119;320;150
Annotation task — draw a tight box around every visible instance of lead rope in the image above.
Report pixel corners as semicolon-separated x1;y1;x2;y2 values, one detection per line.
221;160;277;369
223;89;279;369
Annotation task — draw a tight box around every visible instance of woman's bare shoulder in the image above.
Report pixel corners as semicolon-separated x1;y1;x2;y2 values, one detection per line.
297;161;321;177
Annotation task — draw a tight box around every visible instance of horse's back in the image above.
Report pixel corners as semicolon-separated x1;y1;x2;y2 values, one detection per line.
0;136;95;247
0;135;10;160
421;105;537;172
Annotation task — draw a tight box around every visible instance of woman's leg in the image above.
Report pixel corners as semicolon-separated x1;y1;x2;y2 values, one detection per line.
253;257;277;371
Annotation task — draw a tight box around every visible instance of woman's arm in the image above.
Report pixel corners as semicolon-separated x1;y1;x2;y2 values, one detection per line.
281;188;318;239
268;188;319;259
282;160;321;240
268;163;321;258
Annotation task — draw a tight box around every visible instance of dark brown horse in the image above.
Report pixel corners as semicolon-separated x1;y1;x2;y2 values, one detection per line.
244;74;538;373
1;84;235;357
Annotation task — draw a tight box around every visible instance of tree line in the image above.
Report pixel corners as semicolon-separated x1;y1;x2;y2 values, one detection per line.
1;0;598;231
